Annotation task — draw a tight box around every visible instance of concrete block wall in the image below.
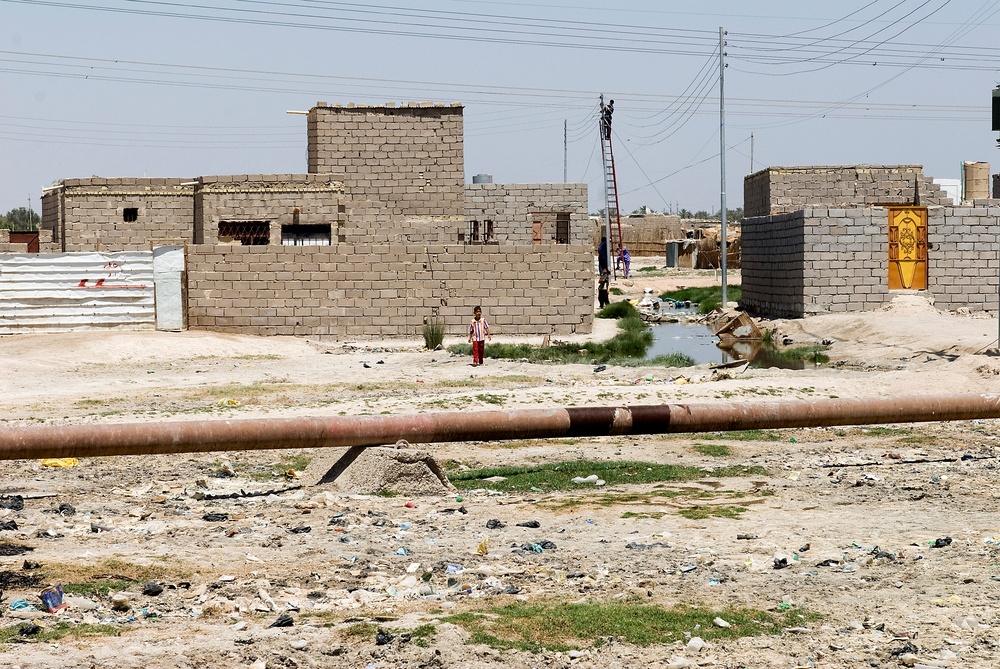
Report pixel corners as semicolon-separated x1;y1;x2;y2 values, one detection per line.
0;230;27;252
44;178;195;252
744;165;950;217
185;243;594;337
194;174;346;244
741;203;1000;317
928;201;1000;312
739;211;807;317
465;183;588;245
307;103;465;219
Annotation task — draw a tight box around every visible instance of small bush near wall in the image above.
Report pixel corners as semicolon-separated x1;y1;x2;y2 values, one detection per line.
423;318;445;349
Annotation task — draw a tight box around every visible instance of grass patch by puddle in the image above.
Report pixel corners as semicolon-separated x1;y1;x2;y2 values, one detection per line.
693;443;731;456
660;286;742;315
450;460;766;493
442;601;817;652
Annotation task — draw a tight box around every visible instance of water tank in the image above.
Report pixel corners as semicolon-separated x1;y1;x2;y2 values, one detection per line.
472;174;493;184
962;161;990;200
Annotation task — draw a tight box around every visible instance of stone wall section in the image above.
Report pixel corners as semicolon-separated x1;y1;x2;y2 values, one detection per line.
42;178;195;252
465;183;588;245
744;165;950;217
307;103;465;219
185;244;594;337
0;229;28;252
194;174;347;244
741;202;1000;317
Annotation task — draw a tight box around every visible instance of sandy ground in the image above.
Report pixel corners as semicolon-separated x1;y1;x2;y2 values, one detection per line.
1;260;1000;668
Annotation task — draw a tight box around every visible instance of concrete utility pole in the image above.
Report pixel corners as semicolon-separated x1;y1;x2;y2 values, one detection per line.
564;119;568;183
719;27;728;308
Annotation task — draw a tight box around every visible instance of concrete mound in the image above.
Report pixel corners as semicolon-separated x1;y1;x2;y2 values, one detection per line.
301;445;456;495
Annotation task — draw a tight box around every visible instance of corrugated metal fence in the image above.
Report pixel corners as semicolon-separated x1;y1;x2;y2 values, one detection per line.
0;252;155;333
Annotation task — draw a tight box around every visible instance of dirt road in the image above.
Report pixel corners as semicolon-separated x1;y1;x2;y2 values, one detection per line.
1;266;999;668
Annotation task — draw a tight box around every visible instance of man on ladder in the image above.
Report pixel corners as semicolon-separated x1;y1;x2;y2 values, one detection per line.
601;99;614;139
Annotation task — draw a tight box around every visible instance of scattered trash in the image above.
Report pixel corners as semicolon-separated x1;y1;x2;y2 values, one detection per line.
516;520;541;528
405;501;416;508
18;622;41;636
773;557;790;570
40;458;79;468
396;547;411;556
571;475;600;484
40;584;66;613
143;582;164;596
477;538;489;555
931;537;952;548
486;519;505;529
736;534;758;540
713;617;731;628
202;513;229;522
289;526;311;534
57;502;76;516
269;613;294;628
445;564;463;574
0;495;24;511
593;365;607;373
375;629;394;645
0;520;17;531
625;542;670;550
10;599;37;612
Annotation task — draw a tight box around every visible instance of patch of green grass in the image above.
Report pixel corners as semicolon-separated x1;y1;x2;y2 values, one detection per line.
451;460;767;493
243;452;313;481
863;426;911;437
644;353;697;368
637;266;660;273
475;393;507;406
610;287;624;295
783;345;829;364
693;443;731;457
342;622;379;638
698;430;785;442
596;301;639;320
44;558;191;598
660;286;742;314
448;315;653;365
0;622;123;644
442;601;819;652
621;511;665;520
407;623;437;647
678;505;748;520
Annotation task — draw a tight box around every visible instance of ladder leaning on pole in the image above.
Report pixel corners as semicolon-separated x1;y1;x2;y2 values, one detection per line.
599;95;624;279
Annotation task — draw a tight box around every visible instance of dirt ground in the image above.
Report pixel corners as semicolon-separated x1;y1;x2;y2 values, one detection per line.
2;260;1000;668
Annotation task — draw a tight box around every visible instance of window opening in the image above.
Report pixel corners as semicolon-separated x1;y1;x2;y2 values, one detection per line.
282;224;332;246
555;213;570;244
123;208;138;223
218;221;270;246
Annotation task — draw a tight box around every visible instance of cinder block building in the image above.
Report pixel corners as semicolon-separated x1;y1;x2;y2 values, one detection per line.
741;165;1000;317
38;103;592;337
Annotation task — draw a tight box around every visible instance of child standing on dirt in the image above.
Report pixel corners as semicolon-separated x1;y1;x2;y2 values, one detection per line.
468;305;491;367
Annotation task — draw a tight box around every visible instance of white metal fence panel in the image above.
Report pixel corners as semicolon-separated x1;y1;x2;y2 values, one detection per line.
0;252;155;333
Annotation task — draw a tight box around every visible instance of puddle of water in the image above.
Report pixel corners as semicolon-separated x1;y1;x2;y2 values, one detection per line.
645;318;737;366
645;318;812;369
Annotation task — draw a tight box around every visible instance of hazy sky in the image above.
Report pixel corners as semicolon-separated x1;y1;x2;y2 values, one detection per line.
1;1;997;216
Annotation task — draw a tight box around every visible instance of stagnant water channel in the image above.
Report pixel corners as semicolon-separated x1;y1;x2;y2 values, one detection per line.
644;316;812;369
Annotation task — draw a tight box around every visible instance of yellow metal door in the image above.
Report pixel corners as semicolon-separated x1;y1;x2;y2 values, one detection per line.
888;207;927;290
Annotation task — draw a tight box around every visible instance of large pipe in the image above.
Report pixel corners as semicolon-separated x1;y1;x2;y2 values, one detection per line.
1;393;999;461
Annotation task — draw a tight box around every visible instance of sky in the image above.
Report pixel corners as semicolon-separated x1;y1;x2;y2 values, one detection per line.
1;0;998;217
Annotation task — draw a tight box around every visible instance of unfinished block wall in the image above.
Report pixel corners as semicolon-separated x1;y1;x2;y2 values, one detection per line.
194;175;347;244
741;202;1000;317
43;178;195;252
744;166;950;218
185;243;594;337
465;183;588;245
307;103;465;219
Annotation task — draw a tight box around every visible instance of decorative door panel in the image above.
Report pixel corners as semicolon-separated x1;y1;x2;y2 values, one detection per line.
888;207;927;290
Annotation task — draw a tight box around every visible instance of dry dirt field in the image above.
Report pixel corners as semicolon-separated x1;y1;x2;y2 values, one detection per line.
2;263;1000;669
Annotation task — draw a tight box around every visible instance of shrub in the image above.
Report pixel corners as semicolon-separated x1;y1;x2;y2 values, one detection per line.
422;318;445;349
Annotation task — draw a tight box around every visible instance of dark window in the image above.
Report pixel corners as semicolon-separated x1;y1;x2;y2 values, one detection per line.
468;219;480;243
485;220;495;242
219;221;270;246
282;224;331;246
123;208;138;223
556;213;570;244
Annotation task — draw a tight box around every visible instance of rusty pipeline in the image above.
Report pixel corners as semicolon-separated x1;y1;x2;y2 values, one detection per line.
1;392;999;461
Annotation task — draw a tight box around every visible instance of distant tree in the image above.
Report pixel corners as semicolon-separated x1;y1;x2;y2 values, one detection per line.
678;208;693;219
0;207;40;231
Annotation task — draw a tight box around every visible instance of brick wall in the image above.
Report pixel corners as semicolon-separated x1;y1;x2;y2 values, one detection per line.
307;103;465;218
45;178;195;252
741;202;1000;317
465;183;588;245
185;243;594;337
744;165;950;217
195;174;346;244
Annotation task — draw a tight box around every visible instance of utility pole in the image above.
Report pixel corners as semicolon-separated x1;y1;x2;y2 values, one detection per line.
719;27;728;308
750;133;754;173
564;119;568;183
